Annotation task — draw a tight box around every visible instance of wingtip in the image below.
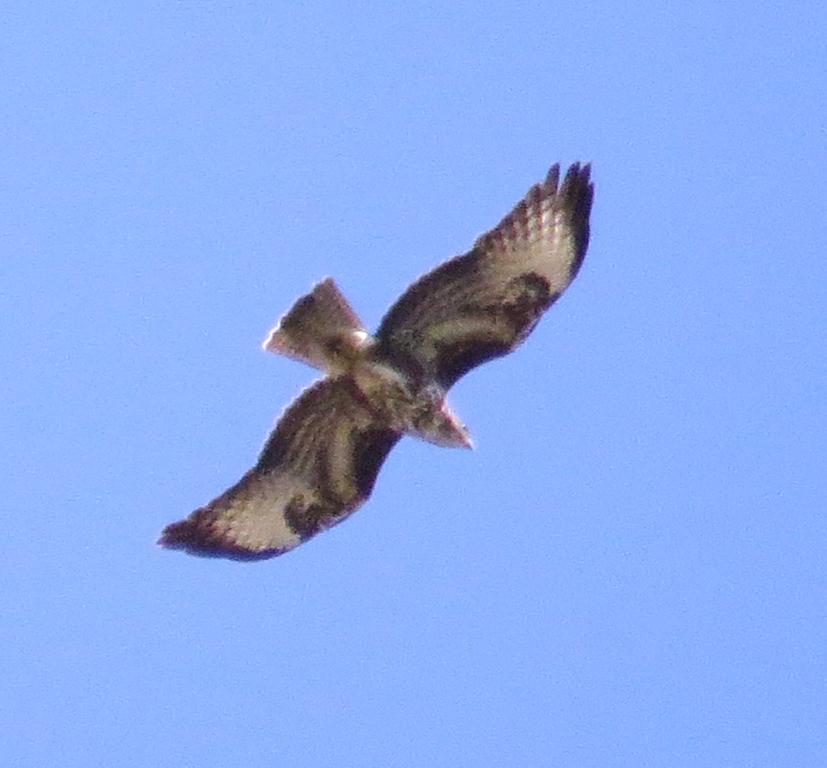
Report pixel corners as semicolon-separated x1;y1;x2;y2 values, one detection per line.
542;161;593;199
157;516;213;554
558;162;594;215
546;163;561;189
262;326;288;355
157;518;286;562
156;519;192;551
564;160;592;185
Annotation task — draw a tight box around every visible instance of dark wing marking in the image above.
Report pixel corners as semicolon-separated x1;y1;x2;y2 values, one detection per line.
158;377;401;560
263;278;367;371
376;163;593;388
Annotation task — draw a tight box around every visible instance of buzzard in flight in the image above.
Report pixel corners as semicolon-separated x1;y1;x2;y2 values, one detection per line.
159;163;593;560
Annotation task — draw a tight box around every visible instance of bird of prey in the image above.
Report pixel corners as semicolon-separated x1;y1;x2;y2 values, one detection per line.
159;163;593;560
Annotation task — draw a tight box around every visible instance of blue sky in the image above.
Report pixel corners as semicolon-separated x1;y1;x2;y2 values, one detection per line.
3;3;825;766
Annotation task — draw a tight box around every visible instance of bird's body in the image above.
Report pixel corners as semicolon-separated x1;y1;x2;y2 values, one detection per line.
351;362;471;449
267;276;474;448
159;163;593;560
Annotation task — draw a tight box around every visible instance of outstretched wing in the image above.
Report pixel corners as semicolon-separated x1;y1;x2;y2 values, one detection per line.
376;163;593;388
158;378;401;560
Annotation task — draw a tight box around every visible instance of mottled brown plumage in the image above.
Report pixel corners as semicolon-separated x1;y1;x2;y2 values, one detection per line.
159;163;593;560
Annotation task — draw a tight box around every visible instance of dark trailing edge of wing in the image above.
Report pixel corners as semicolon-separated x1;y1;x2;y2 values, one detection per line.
561;162;593;280
350;427;402;498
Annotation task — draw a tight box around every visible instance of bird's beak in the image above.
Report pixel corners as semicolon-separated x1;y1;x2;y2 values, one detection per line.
457;429;474;450
440;403;474;449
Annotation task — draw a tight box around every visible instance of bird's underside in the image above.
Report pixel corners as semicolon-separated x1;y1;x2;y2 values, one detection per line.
159;163;593;560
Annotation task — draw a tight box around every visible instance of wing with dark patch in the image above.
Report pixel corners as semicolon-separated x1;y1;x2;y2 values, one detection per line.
376;163;593;388
263;278;367;371
158;378;401;560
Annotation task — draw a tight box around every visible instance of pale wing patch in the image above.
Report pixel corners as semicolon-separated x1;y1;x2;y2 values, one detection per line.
210;472;307;553
325;417;363;503
474;168;588;292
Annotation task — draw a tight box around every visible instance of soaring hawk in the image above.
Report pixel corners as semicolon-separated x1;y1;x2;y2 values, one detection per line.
159;163;593;560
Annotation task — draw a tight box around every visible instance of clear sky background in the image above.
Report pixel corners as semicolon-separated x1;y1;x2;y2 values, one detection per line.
3;3;825;766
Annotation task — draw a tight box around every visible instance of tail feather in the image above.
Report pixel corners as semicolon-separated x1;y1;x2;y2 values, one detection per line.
263;278;367;371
